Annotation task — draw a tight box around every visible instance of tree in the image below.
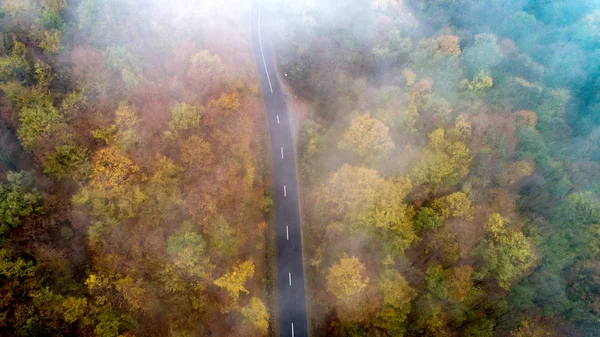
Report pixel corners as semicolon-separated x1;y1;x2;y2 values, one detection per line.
240;297;269;334
462;34;503;77
113;102;140;150
460;72;493;94
0;171;42;236
206;216;239;258
338;114;395;162
359;177;416;252
167;102;202;135
39;30;62;54
568;259;600;318
188;50;227;93
316;164;383;218
0;40;31;83
215;91;241;111
584;224;600;259
299;119;324;182
0;248;36;279
431;192;472;219
164;230;214;299
516;110;539;128
502;12;537;41
104;46;143;90
39;0;66;30
179;135;213;173
410;124;472;190
414;207;444;231
72;146;145;245
446;265;474;302
18;103;63;150
61;297;88;324
43;141;89;180
437;35;461;55
376;269;415;335
145;155;183;218
558;192;600;227
326;256;369;301
483;214;535;289
213;260;255;301
510;317;556;337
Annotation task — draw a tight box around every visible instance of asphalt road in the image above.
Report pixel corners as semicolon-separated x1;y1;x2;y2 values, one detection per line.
251;2;309;337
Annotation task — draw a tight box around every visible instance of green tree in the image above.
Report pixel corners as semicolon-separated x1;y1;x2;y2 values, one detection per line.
0;171;42;236
462;34;503;77
104;46;143;90
0;40;31;83
414;207;444;232
18;103;63;150
410;126;472;190
167;102;202;135
43;141;89;180
483;214;535;289
584;224;600;258
206;216;239;258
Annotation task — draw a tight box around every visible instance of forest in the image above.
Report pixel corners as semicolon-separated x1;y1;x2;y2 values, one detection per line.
271;0;600;336
2;0;600;336
0;0;274;336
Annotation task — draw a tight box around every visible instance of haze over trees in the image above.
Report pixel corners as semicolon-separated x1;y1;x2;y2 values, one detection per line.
273;0;600;336
2;0;600;337
0;0;273;336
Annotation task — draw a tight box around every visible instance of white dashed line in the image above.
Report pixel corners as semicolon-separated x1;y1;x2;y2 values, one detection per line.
284;185;287;197
281;147;284;159
286;225;289;240
291;323;295;337
277;115;280;124
289;272;292;286
257;2;273;94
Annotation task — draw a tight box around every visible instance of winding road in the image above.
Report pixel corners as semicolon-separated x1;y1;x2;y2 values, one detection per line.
251;2;309;337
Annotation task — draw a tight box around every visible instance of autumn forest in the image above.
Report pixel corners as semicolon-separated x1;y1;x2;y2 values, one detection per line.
1;0;600;337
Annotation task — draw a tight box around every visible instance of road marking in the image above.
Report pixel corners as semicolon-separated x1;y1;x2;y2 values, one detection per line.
284;185;287;197
257;2;273;94
281;147;284;159
286;225;289;240
289;272;292;286
292;323;294;337
277;115;280;124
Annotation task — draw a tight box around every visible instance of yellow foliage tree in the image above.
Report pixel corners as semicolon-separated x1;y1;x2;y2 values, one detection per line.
483;214;535;289
213;260;255;301
316;164;384;218
431;192;472;219
240;297;269;334
215;91;241;111
410;126;472;190
39;30;62;54
338;114;395;162
326;256;369;301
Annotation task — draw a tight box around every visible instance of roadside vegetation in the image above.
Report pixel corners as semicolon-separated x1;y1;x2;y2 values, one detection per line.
0;1;274;336
274;0;600;336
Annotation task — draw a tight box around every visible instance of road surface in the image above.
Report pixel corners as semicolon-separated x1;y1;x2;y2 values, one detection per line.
251;2;309;337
